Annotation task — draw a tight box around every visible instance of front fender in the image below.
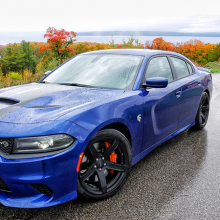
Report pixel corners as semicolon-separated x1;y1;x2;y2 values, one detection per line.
62;92;144;158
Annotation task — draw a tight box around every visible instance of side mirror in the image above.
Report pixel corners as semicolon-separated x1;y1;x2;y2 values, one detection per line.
44;71;51;76
143;77;168;88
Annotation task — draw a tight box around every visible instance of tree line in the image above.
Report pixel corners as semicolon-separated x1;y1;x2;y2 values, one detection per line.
0;27;220;77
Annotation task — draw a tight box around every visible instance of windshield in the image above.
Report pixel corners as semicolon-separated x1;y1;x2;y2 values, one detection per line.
44;54;143;89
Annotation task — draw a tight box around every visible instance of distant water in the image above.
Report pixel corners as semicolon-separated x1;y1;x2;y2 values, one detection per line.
77;36;220;44
0;35;220;45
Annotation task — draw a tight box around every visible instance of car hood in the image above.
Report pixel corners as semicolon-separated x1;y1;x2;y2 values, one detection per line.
0;83;125;123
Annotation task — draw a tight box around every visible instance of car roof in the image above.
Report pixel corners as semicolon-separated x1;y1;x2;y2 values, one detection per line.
81;49;188;59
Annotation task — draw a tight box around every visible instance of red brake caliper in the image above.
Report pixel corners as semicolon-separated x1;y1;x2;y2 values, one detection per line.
105;142;117;175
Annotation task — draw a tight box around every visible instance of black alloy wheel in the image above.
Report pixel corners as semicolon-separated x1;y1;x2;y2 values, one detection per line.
77;129;132;200
195;92;210;130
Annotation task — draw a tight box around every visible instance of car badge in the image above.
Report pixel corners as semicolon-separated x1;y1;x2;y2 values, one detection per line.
137;114;141;122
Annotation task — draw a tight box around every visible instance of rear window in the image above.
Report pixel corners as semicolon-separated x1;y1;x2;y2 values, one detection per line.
170;57;189;79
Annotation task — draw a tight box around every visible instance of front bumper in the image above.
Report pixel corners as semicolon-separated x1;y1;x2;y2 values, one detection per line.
0;120;90;208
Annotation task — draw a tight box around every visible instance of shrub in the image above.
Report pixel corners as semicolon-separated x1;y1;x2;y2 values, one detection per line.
47;58;60;71
36;58;59;74
0;70;43;89
36;62;46;74
23;70;34;82
8;72;22;80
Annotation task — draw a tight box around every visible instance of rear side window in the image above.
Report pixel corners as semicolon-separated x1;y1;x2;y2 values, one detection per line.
186;62;193;74
170;57;189;79
145;57;173;82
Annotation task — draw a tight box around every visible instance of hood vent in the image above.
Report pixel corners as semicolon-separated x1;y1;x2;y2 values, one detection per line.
0;98;20;109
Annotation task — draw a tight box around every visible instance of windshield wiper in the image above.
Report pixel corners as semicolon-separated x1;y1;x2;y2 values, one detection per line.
58;83;90;87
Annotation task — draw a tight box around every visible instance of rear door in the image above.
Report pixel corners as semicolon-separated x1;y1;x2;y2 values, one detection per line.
169;56;202;129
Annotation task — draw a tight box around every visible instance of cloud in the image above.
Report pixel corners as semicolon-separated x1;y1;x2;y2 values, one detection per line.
99;15;220;33
0;0;219;33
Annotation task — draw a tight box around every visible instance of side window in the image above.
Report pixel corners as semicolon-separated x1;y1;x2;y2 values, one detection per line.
186;62;193;74
170;57;189;79
145;57;173;82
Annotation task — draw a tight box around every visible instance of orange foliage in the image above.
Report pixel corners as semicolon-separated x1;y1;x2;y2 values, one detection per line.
36;31;220;67
41;27;77;64
146;38;220;65
70;42;111;54
146;37;175;51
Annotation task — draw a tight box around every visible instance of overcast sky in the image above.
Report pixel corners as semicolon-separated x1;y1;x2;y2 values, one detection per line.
1;0;220;33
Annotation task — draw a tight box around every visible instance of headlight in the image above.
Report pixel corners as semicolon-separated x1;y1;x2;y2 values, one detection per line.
13;134;74;154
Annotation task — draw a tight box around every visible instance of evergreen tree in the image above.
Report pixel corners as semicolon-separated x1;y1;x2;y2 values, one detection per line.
0;41;37;74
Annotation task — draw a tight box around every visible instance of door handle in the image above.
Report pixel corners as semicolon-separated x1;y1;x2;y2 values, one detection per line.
176;90;182;98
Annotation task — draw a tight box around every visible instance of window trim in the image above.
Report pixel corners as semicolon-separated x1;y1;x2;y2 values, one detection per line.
168;55;195;81
139;55;175;89
186;61;194;75
44;53;145;91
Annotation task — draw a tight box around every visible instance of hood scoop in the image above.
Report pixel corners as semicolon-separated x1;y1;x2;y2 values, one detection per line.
0;98;20;109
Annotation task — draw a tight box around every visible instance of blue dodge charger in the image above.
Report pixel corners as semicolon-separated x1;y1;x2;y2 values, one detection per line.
0;49;212;208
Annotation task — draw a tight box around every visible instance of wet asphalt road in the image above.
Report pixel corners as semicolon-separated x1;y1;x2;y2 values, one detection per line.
0;73;220;220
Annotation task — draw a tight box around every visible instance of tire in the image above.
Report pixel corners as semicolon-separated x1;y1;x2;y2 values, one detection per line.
194;92;210;130
77;129;132;200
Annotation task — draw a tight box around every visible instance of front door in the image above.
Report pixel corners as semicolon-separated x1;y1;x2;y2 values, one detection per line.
141;56;182;151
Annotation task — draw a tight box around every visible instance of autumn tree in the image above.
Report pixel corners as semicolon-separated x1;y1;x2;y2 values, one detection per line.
145;37;175;51
40;27;77;64
145;37;220;65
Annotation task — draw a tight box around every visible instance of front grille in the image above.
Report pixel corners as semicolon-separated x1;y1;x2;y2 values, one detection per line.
31;184;53;195
0;138;13;154
0;177;11;193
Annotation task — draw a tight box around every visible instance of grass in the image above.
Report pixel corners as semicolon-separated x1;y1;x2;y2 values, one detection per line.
204;61;220;72
210;69;220;73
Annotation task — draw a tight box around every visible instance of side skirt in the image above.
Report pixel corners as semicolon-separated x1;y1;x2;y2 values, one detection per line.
132;121;195;166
